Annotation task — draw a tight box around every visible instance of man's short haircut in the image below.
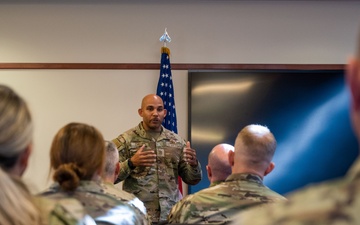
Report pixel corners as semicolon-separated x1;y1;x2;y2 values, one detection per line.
104;141;119;177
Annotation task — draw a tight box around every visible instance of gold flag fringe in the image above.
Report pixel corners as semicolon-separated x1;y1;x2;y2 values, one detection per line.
161;47;170;56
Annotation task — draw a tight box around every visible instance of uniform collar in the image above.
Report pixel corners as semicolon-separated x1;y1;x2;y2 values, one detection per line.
135;122;171;141
225;173;263;185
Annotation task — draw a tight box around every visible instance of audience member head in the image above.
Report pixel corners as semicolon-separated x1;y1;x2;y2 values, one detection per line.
229;124;277;179
102;140;120;183
0;168;41;225
347;30;360;145
50;122;105;192
138;94;167;132
0;84;33;177
206;143;234;185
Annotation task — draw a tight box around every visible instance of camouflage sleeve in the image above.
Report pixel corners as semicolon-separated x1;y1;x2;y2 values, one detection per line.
178;144;202;185
112;136;131;182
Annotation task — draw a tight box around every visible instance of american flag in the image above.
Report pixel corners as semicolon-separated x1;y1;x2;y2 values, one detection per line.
156;47;178;134
156;46;183;195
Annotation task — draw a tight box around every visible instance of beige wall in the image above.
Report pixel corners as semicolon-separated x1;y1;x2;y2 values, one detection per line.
1;1;360;193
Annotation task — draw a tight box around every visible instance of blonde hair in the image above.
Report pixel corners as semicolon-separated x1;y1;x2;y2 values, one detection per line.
235;124;277;166
0;85;33;170
0;168;42;225
50;123;105;191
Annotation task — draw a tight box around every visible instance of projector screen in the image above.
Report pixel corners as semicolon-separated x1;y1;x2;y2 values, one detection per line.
188;69;358;195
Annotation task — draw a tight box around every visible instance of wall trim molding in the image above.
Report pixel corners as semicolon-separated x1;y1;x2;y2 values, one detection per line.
0;63;344;70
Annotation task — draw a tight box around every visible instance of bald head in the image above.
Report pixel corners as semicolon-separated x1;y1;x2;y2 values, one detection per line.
138;94;167;131
206;143;234;185
141;94;164;108
231;124;276;178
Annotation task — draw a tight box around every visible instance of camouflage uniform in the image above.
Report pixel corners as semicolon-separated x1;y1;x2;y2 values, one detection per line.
209;180;223;187
168;173;287;224
101;182;151;224
40;181;146;225
35;196;95;225
233;157;360;225
112;122;202;223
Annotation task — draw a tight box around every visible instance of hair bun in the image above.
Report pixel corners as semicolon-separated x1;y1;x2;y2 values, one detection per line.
53;163;85;191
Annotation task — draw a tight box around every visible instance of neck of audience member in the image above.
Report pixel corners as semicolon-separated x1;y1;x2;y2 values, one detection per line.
232;165;266;179
102;174;116;184
210;172;229;184
232;157;271;180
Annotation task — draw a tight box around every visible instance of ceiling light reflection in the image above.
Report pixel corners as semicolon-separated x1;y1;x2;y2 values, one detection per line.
191;128;225;143
193;81;254;95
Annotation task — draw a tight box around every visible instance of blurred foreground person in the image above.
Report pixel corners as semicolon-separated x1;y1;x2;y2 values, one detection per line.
40;122;146;225
0;84;87;225
0;167;42;225
232;30;360;225
168;124;286;224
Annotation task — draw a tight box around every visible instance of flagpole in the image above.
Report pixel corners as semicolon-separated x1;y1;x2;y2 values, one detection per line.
157;28;186;197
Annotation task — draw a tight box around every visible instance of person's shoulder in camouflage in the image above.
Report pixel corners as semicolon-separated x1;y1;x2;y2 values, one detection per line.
233;157;360;225
35;195;95;225
75;187;145;225
112;124;139;151
168;173;286;224
101;182;151;224
101;182;147;213
41;181;147;225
